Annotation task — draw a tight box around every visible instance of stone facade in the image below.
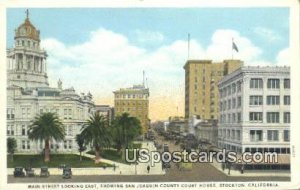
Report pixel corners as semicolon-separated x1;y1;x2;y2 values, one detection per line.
7;13;95;153
217;66;290;154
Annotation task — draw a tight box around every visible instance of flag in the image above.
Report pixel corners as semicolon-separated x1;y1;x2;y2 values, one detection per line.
232;41;239;52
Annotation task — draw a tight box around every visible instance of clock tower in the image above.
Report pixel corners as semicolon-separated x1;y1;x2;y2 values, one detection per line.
7;10;49;88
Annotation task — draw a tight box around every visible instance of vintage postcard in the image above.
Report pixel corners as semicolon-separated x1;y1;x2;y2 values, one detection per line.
0;0;299;189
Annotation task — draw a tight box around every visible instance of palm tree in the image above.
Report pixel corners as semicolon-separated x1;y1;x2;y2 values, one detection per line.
111;113;142;155
7;137;17;161
76;134;86;162
28;112;65;162
80;112;111;164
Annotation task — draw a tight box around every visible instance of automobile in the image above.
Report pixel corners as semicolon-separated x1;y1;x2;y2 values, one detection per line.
25;167;35;177
40;166;50;177
163;144;169;152
14;167;25;177
62;167;72;179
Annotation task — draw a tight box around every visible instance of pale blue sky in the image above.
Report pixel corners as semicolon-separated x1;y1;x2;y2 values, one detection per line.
7;8;288;62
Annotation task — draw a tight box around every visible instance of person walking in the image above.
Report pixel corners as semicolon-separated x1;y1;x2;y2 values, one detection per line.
147;165;150;173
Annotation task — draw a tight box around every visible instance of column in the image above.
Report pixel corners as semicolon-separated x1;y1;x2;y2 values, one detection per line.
22;53;26;70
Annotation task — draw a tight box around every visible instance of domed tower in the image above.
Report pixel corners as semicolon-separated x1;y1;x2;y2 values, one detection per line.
7;10;49;88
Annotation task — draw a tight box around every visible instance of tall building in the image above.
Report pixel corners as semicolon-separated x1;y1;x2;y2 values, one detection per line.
7;12;95;153
184;59;242;120
113;85;149;133
218;66;290;156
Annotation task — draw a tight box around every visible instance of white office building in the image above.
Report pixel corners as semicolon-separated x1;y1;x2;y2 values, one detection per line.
218;66;290;156
7;13;95;153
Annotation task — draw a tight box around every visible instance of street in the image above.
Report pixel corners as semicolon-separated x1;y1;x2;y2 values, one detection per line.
8;131;290;183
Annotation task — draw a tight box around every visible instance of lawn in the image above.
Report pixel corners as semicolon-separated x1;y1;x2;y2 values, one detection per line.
7;154;112;168
86;142;142;164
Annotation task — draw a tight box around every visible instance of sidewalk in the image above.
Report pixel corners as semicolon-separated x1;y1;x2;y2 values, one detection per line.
210;159;290;177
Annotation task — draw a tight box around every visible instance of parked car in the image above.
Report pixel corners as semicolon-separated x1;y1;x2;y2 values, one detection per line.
62;167;72;179
40;166;50;177
163;144;169;152
14;167;25;177
25;167;35;177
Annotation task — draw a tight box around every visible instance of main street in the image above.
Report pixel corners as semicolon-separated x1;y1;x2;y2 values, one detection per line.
8;131;290;183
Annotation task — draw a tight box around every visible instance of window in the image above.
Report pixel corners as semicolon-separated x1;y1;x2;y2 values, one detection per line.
22;108;26;118
228;100;231;110
68;140;72;149
249;112;263;122
267;130;279;141
237;113;241;123
250;78;263;89
232;98;236;108
267;112;280;123
64;140;67;149
237;130;241;140
232;113;236;123
284;96;290;105
232;83;236;93
267;79;280;89
237;81;241;92
249;96;263;105
284;130;290;142
64;109;67;119
22;125;26;135
284;112;290;123
250;130;263;142
267;96;280;105
68;109;72;119
284;79;290;89
22;140;26;149
237;97;242;108
27;141;30;149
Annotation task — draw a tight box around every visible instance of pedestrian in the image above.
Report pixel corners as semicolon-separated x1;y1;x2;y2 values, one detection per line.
240;164;244;174
228;162;231;175
147;165;150;173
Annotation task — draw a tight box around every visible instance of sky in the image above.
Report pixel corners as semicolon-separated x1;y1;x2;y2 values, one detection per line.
7;8;290;121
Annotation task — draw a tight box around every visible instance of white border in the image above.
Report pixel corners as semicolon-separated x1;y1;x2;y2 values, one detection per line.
0;0;299;190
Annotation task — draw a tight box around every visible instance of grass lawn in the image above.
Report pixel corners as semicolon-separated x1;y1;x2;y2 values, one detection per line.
87;148;138;164
7;154;112;168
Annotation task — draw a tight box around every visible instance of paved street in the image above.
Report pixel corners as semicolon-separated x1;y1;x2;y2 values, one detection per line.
8;131;290;183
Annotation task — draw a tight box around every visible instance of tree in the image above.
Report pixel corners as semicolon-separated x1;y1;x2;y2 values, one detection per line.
111;113;142;154
76;134;86;162
80;112;111;164
28;112;65;162
7;137;17;161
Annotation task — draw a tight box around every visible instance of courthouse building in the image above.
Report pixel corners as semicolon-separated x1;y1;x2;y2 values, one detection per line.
218;66;290;156
113;85;150;134
6;13;95;153
184;59;242;120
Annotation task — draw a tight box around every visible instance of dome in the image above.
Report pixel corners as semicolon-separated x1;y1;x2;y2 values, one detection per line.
15;16;40;41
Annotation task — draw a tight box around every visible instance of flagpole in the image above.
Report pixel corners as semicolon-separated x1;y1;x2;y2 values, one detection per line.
188;33;190;60
231;38;233;60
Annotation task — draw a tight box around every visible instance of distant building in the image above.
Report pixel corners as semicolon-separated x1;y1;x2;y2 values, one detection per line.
94;105;114;124
113;85;149;133
184;59;242;120
218;66;290;155
6;13;95;153
194;120;218;146
168;116;185;135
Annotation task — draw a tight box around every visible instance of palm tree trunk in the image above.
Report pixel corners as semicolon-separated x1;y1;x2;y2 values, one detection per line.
95;146;101;164
44;139;50;162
